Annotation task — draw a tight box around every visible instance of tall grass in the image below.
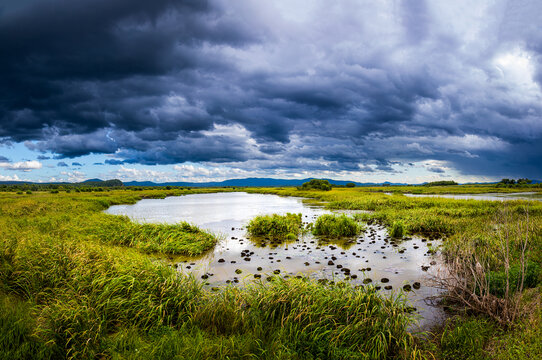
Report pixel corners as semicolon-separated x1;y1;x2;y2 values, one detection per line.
246;213;303;240
389;220;406;238
2;186;542;359
90;215;218;256
312;214;364;237
0;190;424;359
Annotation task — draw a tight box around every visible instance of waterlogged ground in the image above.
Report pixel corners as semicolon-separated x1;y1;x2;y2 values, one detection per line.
106;192;445;330
401;192;542;201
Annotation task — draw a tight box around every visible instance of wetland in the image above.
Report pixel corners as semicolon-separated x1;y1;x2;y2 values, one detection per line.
106;192;445;329
1;184;542;359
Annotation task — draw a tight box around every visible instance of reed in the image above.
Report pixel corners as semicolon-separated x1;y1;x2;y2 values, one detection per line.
312;214;364;237
246;213;303;239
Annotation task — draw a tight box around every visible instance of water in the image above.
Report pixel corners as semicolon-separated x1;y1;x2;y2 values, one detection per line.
401;192;542;201
106;192;445;330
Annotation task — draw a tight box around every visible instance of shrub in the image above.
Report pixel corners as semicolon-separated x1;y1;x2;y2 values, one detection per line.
488;262;541;297
312;214;363;237
299;179;332;191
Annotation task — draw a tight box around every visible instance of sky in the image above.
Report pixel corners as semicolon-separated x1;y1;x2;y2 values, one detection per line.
1;0;541;184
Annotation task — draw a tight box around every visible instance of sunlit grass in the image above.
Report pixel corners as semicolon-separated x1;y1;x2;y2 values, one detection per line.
246;213;303;240
312;214;364;237
1;185;542;359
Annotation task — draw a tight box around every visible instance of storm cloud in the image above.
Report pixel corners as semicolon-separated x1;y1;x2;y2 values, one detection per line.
1;0;542;179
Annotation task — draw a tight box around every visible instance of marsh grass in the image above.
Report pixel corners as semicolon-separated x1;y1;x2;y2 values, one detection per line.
390;220;406;238
312;214;364;237
246;213;303;240
190;278;419;359
439;316;495;360
2;186;542;359
91;215;218;256
248;186;542;359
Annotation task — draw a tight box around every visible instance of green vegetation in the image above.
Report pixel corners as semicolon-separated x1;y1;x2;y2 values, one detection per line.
488;262;540;297
298;179;332;191
497;178;533;187
312;214;364;237
2;185;542;359
389;220;406;238
92;216;218;256
247;213;303;240
0;190;419;358
438;317;495;360
424;180;458;186
247;186;542;359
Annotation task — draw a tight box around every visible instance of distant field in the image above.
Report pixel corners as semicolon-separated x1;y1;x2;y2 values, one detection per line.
1;185;541;359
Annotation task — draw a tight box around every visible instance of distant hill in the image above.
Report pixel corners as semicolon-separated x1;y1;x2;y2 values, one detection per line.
123;177;410;187
1;177;540;187
0;179;123;187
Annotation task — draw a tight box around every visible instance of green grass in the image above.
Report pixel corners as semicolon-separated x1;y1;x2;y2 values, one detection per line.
438;316;495;360
0;190;423;359
389;220;406;238
91;216;218;256
246;186;542;359
2;186;542;359
312;214;364;237
246;213;303;240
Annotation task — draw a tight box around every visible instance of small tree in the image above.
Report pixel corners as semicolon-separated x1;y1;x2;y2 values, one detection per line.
346;182;356;188
299;179;332;191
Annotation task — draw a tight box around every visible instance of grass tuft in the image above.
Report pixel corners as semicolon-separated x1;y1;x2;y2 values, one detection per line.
389;220;406;238
246;213;303;240
312;214;364;237
91;216;218;256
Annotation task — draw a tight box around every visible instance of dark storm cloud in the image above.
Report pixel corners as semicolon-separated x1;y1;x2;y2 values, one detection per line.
1;0;542;178
428;167;445;174
0;156;10;162
57;162;68;167
104;159;125;165
72;162;82;166
0;0;258;142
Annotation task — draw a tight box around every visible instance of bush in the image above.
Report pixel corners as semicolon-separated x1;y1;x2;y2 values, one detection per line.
299;179;332;191
247;213;303;239
312;214;363;237
346;182;356;188
488;262;541;297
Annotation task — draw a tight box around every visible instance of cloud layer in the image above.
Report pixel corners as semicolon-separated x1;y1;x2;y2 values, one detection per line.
1;0;542;178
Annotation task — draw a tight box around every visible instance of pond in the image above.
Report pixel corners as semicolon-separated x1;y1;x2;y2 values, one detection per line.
105;192;445;330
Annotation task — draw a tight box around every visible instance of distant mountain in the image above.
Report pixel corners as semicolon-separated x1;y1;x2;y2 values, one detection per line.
123;177;411;187
82;178;103;183
0;179;123;187
1;177;540;187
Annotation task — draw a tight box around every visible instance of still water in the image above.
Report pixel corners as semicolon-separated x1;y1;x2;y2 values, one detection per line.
106;192;444;330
